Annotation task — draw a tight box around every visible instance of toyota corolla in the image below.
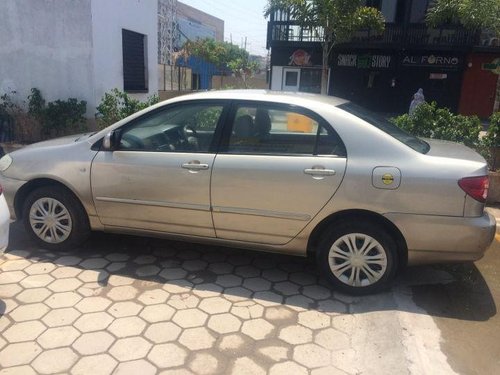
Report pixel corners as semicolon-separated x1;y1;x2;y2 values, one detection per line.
0;90;495;294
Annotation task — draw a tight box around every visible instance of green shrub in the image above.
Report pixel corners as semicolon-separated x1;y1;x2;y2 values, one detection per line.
391;101;482;147
27;88;87;139
96;89;159;129
42;98;87;138
483;112;500;147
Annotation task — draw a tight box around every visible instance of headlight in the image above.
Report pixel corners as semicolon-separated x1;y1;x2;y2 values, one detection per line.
0;154;13;172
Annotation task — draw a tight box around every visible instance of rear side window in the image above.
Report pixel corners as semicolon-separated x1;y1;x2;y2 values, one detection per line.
338;102;430;154
226;104;346;157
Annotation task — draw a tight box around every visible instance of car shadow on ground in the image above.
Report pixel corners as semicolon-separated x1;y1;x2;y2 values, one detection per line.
3;221;496;322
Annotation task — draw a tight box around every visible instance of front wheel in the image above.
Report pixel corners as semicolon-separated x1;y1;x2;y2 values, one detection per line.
317;222;398;295
22;186;90;251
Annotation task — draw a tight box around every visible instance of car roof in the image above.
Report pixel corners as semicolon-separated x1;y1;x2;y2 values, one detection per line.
165;89;349;108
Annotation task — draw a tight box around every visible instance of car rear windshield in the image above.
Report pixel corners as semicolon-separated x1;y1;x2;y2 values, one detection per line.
338;102;430;154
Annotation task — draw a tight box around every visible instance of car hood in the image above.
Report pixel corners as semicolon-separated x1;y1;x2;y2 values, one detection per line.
424;138;486;164
21;133;93;150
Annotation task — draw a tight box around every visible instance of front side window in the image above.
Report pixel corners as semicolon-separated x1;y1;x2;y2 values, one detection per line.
226;104;346;156
118;103;223;153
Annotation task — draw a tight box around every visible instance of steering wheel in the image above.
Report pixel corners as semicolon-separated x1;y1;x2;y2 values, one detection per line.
182;125;199;151
120;133;145;150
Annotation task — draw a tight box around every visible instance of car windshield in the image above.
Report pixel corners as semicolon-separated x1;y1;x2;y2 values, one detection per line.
338;102;430;154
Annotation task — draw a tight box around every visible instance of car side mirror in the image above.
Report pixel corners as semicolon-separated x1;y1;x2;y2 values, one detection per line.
102;130;119;151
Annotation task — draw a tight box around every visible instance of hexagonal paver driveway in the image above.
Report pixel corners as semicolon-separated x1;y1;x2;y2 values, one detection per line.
0;225;356;374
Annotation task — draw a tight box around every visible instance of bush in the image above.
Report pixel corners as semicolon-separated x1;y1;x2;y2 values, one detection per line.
391;101;482;147
96;89;159;129
28;88;87;139
482;112;500;169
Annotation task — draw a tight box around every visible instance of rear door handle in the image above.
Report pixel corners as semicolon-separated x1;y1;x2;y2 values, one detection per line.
182;161;209;171
304;168;336;176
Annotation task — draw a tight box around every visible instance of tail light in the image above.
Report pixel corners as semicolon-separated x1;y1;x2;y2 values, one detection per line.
458;176;489;203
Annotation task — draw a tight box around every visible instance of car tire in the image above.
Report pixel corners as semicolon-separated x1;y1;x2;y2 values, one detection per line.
22;186;90;251
316;222;398;295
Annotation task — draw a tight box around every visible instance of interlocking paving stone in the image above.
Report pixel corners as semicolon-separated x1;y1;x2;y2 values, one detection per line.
0;341;42;367
108;301;143;318
279;325;313;345
15;287;51;303
207;313;242;334
10;303;49;322
114;359;157;375
241;318;275;340
108;316;147;337
74;312;114;332
179;327;216;350
37;326;80;349
229;356;266;375
110;337;153;362
31;347;79;373
148;343;187;368
0;271;27;284
3;321;46;343
0;283;22;298
188;352;220;375
71;353;118;375
144;322;182;343
1;229;365;374
72;331;116;355
45;291;82;308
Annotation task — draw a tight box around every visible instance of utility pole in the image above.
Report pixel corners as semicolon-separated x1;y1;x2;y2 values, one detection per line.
244;36;247;51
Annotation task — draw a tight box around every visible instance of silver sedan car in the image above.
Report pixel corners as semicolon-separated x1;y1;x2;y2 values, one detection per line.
0;90;495;294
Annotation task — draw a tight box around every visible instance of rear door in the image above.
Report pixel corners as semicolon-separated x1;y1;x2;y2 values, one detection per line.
210;101;347;245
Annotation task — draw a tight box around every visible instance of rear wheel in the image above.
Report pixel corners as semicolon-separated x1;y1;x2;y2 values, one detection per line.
317;222;397;295
22;186;90;250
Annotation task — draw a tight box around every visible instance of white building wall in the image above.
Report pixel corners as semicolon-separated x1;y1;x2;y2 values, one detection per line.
0;0;94;113
90;0;158;107
0;0;158;118
271;66;284;90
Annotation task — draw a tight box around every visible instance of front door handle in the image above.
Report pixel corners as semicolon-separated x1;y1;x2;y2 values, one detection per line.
182;161;209;171
304;168;336;176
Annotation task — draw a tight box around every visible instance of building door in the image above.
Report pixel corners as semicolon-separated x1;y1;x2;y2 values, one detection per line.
282;68;301;91
459;54;499;118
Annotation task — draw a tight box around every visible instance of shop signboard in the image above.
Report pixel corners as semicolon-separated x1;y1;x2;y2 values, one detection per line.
336;54;393;69
401;54;462;68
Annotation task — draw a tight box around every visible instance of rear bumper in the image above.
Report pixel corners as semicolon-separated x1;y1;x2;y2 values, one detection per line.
384;212;496;266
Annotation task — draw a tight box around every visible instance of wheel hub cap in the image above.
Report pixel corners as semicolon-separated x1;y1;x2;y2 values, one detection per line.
29;197;72;244
328;233;388;287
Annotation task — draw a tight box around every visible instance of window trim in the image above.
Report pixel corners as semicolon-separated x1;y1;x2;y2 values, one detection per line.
218;100;347;157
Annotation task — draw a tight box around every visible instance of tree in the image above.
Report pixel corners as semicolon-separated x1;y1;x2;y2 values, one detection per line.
265;0;385;95
183;38;258;88
426;0;500;37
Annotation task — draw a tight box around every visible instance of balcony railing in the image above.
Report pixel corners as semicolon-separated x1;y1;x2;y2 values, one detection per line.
267;22;480;48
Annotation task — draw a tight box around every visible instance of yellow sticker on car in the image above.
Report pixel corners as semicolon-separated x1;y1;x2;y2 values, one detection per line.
382;174;394;185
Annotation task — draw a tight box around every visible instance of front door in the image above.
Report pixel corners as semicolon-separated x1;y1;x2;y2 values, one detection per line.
91;101;227;237
282;68;301;92
211;101;347;245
